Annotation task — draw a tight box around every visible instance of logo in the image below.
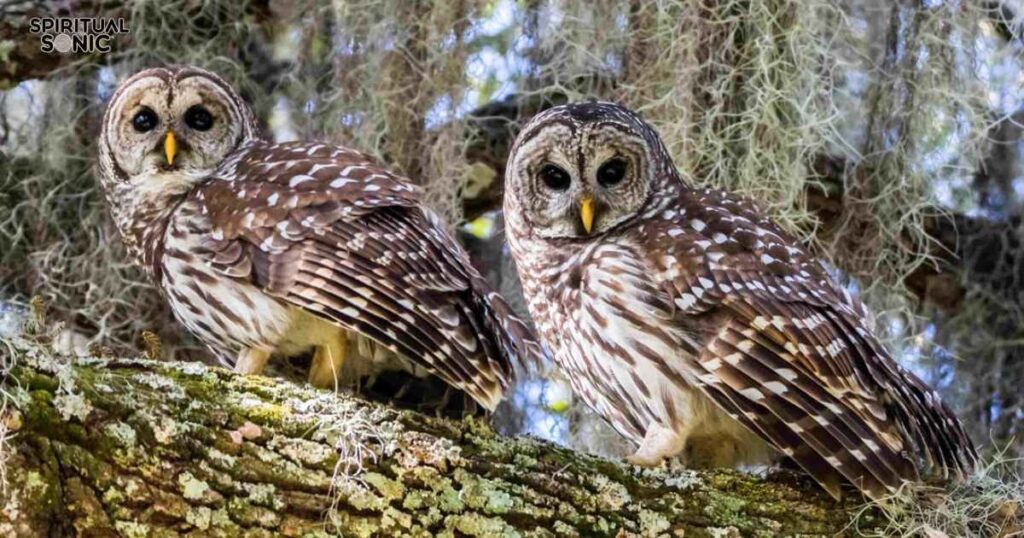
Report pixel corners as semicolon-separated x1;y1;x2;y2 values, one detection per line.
28;18;129;54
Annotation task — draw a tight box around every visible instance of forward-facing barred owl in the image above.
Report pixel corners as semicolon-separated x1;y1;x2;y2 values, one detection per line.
503;102;977;499
97;66;538;409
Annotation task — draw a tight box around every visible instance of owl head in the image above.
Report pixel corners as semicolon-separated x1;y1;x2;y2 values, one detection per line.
98;66;259;262
99;66;259;187
504;102;675;240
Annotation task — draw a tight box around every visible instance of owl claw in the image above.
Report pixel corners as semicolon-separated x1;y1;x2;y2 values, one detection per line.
235;347;271;376
626;423;685;467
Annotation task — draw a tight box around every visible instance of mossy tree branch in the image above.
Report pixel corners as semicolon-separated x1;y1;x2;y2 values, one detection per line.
0;336;880;537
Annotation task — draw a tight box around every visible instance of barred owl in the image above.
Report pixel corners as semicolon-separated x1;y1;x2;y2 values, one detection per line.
503;102;977;499
97;66;538;409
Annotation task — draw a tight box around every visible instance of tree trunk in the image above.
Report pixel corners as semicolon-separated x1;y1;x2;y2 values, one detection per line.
0;335;878;537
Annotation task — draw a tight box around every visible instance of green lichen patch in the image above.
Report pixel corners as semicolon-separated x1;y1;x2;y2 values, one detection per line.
463;427;542;462
406;466;464;513
210;507;234;528
336;481;390;512
234;396;290;425
113;520;151;538
104;421;137;449
363;471;405;501
150;415;180;445
179;471;212;501
186;505;213;530
452;469;516;515
243;482;281;509
378;505;416;533
663;470;701;491
52;392;93;422
511;452;539;469
101;485;125;505
53;442;118;491
0;467;55;537
587;473;632;512
132;372;186;401
271;435;334;468
228;440;333;492
701;492;752;529
443;511;520;537
636;508;671;535
206;446;238;469
172;361;213;378
396;430;462;471
227;495;281;529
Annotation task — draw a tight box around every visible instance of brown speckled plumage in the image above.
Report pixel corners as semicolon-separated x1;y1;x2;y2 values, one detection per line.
98;66;538;409
503;102;976;499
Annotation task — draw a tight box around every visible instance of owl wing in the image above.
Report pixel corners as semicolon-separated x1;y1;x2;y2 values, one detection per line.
640;188;976;500
189;140;539;409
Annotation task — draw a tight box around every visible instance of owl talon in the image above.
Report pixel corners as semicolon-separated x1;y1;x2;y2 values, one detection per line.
626;423;685;467
235;347;271;376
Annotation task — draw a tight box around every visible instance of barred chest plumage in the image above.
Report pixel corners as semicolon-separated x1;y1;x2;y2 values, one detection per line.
158;198;292;362
502;102;978;499
156;198;398;378
99;65;541;411
508;219;769;466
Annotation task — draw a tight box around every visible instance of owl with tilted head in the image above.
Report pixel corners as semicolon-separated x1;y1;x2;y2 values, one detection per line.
502;101;977;500
97;65;539;410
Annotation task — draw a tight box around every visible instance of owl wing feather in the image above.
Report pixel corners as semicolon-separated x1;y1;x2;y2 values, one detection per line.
640;188;976;499
189;140;538;409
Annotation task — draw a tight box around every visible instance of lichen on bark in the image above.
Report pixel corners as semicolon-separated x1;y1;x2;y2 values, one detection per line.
0;335;877;537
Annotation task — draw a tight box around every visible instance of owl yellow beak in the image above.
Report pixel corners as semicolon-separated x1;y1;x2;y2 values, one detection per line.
580;197;595;234
164;131;177;166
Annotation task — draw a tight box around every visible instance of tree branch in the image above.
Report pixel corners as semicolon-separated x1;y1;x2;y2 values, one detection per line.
0;335;879;536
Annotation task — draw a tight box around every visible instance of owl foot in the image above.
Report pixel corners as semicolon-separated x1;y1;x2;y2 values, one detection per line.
626;423;685;467
235;347;271;376
309;330;348;390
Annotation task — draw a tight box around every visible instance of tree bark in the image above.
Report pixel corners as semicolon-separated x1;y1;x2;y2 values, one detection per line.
0;335;879;537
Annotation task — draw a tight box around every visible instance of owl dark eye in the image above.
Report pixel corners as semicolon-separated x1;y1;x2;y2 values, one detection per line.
539;164;571;191
132;107;158;133
184;105;214;131
597;157;628;187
